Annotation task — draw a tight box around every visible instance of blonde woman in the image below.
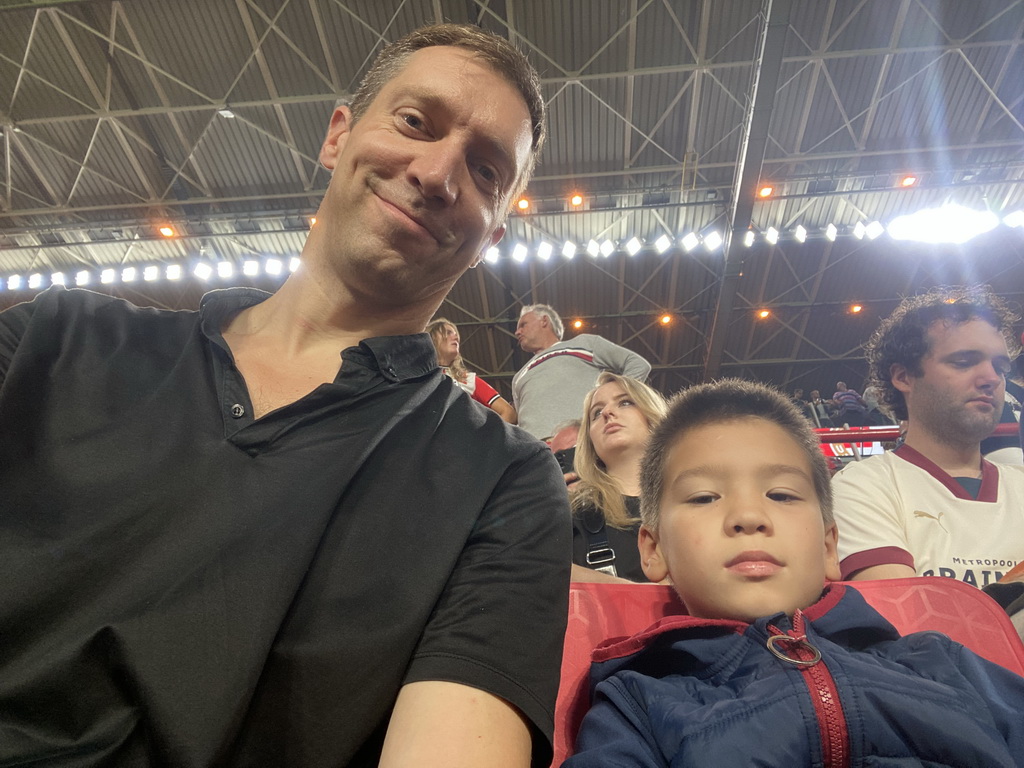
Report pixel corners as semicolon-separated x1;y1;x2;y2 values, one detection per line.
571;372;668;582
427;318;517;423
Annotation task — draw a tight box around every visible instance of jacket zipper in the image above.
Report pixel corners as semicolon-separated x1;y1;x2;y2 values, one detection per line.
767;611;850;768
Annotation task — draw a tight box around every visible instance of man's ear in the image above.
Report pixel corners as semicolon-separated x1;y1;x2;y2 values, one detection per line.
890;362;912;395
320;106;353;171
638;525;669;583
823;523;841;582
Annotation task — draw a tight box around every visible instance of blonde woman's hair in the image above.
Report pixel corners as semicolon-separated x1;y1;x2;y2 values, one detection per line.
426;318;468;383
572;372;668;529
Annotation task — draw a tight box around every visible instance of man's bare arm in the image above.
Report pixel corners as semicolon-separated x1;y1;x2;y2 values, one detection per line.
379;680;532;768
847;563;917;580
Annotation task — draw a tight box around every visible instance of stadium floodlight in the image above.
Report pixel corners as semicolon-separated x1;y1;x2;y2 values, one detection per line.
825;223;838;242
795;225;807;243
288;257;301;273
194;263;213;280
654;234;672;253
704;231;723;251
853;221;866;239
76;270;90;286
243;260;260;276
1004;210;1024;228
865;221;885;240
625;237;642;256
265;258;283;275
512;243;528;263
562;241;577;259
681;232;699;251
28;273;43;289
8;275;23;290
888;204;998;244
217;262;234;278
766;227;779;245
586;239;600;257
100;269;116;285
166;264;182;281
743;230;755;247
51;272;67;286
144;266;159;281
537;241;553;261
600;239;615;257
484;246;500;264
121;267;137;283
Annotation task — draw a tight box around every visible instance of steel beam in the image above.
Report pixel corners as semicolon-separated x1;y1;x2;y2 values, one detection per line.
703;0;792;380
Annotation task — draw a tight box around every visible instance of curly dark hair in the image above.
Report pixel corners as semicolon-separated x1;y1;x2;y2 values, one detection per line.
866;285;1020;421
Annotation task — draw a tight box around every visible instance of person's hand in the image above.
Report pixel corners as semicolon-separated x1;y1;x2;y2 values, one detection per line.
563;471;580;491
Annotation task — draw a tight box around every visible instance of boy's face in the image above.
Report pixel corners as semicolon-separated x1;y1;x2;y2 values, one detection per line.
639;417;840;622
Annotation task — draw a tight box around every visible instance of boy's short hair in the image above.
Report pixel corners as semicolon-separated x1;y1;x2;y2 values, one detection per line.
639;378;833;530
866;285;1019;421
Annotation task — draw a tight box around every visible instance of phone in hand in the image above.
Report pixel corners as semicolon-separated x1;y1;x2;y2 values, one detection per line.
554;446;576;474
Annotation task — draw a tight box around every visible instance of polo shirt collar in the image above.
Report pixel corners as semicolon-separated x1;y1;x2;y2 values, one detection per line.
197;287;438;383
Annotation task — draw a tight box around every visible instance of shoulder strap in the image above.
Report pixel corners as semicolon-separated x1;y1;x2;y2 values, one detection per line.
580;505;617;576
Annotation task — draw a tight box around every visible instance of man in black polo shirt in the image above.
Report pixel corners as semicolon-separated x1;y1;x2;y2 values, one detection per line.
0;24;569;768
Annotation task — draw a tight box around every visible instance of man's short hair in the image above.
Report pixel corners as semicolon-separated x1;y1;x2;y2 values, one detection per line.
639;378;834;532
866;285;1020;421
348;23;546;196
520;304;564;339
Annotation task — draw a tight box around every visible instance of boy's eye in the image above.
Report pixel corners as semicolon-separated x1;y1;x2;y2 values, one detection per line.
687;493;717;505
767;491;798;502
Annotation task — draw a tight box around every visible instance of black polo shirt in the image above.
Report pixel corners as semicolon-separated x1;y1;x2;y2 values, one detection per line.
0;286;570;767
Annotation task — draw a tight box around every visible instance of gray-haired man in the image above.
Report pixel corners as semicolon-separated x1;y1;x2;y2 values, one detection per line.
513;304;651;439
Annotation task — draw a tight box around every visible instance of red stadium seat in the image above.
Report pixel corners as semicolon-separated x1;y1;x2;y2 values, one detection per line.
553;578;1024;766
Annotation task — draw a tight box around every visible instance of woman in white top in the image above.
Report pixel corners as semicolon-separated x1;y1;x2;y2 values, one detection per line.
427;318;517;424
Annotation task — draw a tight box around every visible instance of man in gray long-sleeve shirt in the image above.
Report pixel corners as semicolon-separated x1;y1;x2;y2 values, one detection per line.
512;304;652;439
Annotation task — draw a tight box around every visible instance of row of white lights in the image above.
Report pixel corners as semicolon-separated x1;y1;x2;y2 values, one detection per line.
0;257;301;293
3;207;1022;292
484;207;1024;264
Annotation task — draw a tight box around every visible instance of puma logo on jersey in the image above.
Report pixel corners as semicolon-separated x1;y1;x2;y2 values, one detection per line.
913;509;948;533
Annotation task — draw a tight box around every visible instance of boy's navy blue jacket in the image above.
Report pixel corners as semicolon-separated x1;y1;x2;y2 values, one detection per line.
565;584;1024;767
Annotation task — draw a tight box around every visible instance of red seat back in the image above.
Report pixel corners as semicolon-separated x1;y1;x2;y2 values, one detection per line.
553;577;1024;766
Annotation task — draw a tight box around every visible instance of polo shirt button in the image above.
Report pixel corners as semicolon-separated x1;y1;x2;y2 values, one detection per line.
230;403;245;418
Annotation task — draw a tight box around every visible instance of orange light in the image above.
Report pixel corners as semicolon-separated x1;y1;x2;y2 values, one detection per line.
309;216;317;226
851;304;863;314
569;193;583;207
659;314;672;325
517;198;530;210
758;185;773;198
158;226;175;237
900;175;917;187
757;309;771;319
572;318;583;330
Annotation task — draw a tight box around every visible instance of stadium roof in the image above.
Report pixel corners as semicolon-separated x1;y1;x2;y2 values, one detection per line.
1;0;1023;395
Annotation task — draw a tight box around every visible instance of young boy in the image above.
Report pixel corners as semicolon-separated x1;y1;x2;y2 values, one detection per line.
565;379;1024;767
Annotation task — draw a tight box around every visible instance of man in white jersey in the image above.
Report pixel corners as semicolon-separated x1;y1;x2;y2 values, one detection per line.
512;304;651;439
832;285;1024;588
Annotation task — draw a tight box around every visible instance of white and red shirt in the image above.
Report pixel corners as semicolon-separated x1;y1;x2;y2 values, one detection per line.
832;444;1024;587
443;368;500;408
